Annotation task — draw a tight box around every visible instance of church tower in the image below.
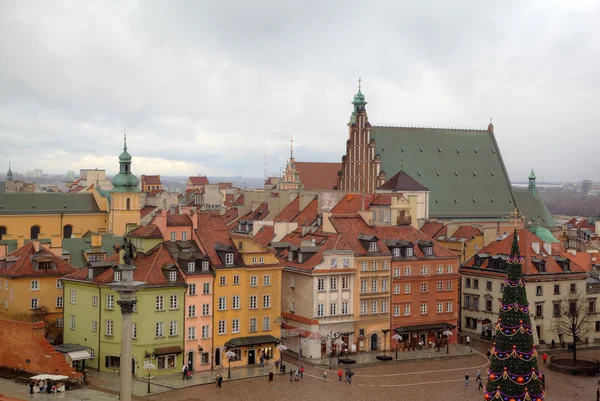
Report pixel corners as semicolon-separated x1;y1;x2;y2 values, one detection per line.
337;80;385;193
278;137;303;190
528;169;537;196
6;162;13;182
109;135;141;235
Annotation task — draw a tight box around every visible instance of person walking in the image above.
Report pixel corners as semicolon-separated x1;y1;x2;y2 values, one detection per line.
260;353;265;368
464;373;469;387
478;377;484;391
29;380;34;394
275;359;280;371
269;372;274;382
542;352;548;365
551;339;556;349
182;365;188;380
466;336;471;347
338;369;344;382
295;370;299;381
299;365;304;379
322;370;327;381
290;369;293;382
216;374;223;388
347;369;354;384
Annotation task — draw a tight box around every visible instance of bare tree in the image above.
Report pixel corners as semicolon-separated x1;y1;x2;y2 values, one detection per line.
30;306;60;343
552;291;592;363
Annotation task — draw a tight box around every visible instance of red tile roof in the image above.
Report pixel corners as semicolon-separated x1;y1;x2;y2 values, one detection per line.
463;229;587;276
0;242;77;278
239;202;269;221
147;189;165;197
195;212;240;267
292;197;319;226
166;214;193;227
63;243;185;286
129;224;163;238
369;194;393;206
223;208;239;225
376;225;457;259
142;175;162;185
141;206;157;219
329;216;386;256
295;162;341;190
233;194;245;206
68;186;85;193
280;229;340;271
253;225;275;247
448;226;483;241
189;176;209;185
330;194;377;215
275;197;300;222
420;222;445;238
224;194;235;208
218;183;233;190
564;251;592;272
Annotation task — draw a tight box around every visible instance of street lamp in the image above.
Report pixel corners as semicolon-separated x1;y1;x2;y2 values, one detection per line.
443;329;453;355
143;357;155;394
392;334;402;359
225;350;236;379
333;338;345;366
381;329;391;357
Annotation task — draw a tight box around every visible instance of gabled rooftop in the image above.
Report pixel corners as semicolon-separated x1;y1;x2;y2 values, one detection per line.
0;242;78;278
378;170;428;192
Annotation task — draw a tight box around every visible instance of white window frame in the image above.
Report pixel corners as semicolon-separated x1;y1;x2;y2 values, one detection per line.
106;320;114;336
249;295;257;309
232;295;240;309
170;294;178;310
421;266;427;275
394;284;400;294
106;294;114;310
225;253;234;265
30;298;38;309
218;297;227;311
30;280;39;291
188;326;196;340
70;289;76;304
394;305;400;316
404;284;411;294
56;296;63;308
156;322;164;337
56;279;63;289
189;283;196;295
188;262;195;272
369;242;378;252
404;267;411;276
404;305;410;316
169;320;177;336
420;303;427;315
263;294;271;308
250;276;257;287
317;304;324;317
188;305;196;317
232;319;240;333
169;271;177;282
156;295;164;311
263;275;271;286
262;316;271;331
218;320;226;335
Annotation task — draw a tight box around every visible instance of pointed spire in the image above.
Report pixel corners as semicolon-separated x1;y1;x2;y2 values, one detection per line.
528;169;537;195
6;161;13;181
529;169;536;179
123;129;127;151
487;117;494;133
290;136;294;159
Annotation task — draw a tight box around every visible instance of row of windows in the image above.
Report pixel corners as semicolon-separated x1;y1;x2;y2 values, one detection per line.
217;295;271;310
316;302;351;316
360;279;390;293
359;261;391;271
218;275;272;287
188;283;211;295
186;325;211;340
390;302;453;317
392;265;454;276
12;279;64;291
170;231;189;241
464;278;578;296
217;317;271;334
317;277;351;291
186;261;210;273
359;300;389;315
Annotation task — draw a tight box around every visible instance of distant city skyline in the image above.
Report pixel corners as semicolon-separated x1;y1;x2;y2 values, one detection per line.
0;1;598;181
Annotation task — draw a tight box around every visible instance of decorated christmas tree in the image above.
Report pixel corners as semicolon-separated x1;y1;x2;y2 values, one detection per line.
484;229;545;401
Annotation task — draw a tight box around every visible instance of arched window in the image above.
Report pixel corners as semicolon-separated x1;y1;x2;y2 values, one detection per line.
30;225;40;240
63;225;73;239
126;198;131;210
0;226;6;240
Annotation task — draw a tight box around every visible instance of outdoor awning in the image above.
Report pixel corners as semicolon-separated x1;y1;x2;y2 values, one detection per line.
395;322;455;332
30;374;69;381
68;350;92;361
224;335;278;348
154;346;183;356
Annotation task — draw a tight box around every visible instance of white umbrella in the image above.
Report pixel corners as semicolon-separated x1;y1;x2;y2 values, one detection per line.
392;334;403;341
225;350;237;360
443;330;453;336
143;362;156;370
333;338;346;347
276;344;288;352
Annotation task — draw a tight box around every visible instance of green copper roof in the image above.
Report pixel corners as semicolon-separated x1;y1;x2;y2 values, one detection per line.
512;188;557;229
529;169;536;179
529;225;559;243
0;193;102;215
372;126;516;218
111;135;139;191
62;235;124;268
352;90;366;106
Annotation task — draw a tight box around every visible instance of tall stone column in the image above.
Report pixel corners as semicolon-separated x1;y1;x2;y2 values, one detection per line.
117;297;136;401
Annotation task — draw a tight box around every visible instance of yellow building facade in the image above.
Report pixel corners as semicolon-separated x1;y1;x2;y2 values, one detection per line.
212;236;283;368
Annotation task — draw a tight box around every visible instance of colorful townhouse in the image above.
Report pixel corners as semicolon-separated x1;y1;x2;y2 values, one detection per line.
151;211;194;241
0;241;77;339
460;229;588;344
195;212;282;368
420;222;485;264
62;243;187;376
164;240;215;372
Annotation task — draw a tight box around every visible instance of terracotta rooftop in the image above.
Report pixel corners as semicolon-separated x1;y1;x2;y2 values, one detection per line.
128;224;163;238
141;206;157;219
420;222;445;238
222;208;239;225
446;226;483;242
378;170;428;191
147;189;165;197
63;243;186;286
376;225;457;259
0;242;77;278
233;194;245;206
224;194;235;208
218;183;233;190
142;175;162;185
166;214;193;227
369;194;394;206
253;225;275;248
292;197;319;226
275;197;300;222
463;229;587;276
239;202;270;221
330;193;377;215
295;162;341;190
188;176;209;186
195;212;243;267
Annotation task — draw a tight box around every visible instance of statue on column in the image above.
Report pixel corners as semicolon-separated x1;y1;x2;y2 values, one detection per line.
122;237;136;265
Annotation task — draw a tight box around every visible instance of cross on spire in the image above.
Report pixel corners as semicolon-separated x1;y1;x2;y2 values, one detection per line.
505;207;524;230
124;128;127;151
290;136;294;158
358;77;362;91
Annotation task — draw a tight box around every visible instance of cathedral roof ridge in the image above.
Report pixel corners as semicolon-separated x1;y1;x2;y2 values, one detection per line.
374;123;487;131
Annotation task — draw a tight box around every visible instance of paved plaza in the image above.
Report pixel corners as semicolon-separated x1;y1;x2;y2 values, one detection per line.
2;345;600;400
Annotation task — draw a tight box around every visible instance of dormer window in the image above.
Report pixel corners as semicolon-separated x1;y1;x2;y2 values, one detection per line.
288;251;294;262
88;268;94;279
169;271;177;282
225;253;234;265
38;261;54;270
114;271;121;282
393;248;400;257
406;247;414;257
424;247;433;256
369;242;378;252
202;261;209;271
188;262;195;272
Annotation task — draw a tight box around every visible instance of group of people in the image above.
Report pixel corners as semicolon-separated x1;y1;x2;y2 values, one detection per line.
336;368;354;384
288;366;305;381
464;370;484;391
181;365;192;380
29;379;65;394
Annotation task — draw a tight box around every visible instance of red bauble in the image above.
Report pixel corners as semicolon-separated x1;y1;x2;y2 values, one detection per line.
489;374;495;380
517;377;525;383
484;395;490;400
509;398;516;401
512;345;517;348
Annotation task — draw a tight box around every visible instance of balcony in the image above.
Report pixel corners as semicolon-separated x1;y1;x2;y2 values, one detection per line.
397;215;411;225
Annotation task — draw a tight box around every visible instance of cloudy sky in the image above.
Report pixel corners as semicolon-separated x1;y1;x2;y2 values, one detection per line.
0;0;598;182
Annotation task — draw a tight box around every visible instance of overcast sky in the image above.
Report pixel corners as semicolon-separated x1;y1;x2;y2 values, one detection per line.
0;0;598;182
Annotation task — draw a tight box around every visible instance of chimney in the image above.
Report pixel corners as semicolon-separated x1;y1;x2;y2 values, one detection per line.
543;243;552;255
91;233;102;247
0;244;6;257
446;224;459;238
190;211;197;230
33;240;40;253
531;242;540;255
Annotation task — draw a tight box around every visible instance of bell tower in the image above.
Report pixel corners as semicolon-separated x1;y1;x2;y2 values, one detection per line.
338;79;383;193
109;134;141;235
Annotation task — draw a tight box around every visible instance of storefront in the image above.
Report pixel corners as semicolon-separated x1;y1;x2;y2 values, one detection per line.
54;343;93;373
393;322;455;350
223;335;279;366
